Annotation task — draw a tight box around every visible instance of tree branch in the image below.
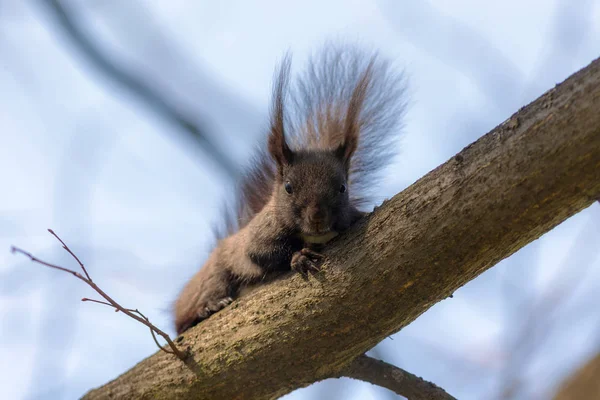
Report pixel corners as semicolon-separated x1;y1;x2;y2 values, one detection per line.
36;0;238;177
77;54;600;399
338;354;456;400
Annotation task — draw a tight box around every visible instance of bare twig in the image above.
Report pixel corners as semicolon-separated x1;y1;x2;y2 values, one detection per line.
82;297;174;355
36;0;238;178
81;298;117;308
11;229;190;363
48;228;91;281
338;354;457;400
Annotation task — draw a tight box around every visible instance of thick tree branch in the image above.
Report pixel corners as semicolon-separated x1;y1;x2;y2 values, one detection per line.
36;0;238;177
83;55;600;400
339;354;457;399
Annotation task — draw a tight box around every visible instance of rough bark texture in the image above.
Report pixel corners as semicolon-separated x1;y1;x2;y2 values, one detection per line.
83;56;600;400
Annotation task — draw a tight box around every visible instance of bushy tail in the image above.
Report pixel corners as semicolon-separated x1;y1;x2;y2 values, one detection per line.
223;44;408;235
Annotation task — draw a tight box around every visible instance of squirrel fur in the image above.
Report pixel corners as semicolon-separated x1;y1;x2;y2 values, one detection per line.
174;44;407;335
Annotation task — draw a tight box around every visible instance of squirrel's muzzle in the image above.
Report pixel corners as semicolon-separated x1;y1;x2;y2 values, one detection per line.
306;204;331;233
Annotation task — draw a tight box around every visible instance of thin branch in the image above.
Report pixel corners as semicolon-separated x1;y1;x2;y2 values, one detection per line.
134;309;175;355
49;228;91;281
11;247;85;279
338;354;457;400
146;323;174;355
11;229;190;363
82;297;174;355
36;0;238;178
81;298;119;309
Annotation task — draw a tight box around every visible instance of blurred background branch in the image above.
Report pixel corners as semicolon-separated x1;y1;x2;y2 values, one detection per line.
37;0;239;178
339;354;458;400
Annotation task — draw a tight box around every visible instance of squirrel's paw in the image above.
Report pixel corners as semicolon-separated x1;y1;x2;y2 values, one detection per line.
197;296;233;319
291;248;324;278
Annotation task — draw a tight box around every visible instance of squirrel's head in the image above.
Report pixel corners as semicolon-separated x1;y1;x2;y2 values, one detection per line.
266;54;367;237
269;148;353;237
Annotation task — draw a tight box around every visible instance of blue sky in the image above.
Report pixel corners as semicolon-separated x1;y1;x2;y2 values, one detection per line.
1;1;599;399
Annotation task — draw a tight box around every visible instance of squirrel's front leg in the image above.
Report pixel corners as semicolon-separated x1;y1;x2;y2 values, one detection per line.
291;247;324;277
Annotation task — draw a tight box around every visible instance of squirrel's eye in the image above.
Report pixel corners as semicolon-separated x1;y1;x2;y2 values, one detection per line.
339;184;346;193
284;182;293;194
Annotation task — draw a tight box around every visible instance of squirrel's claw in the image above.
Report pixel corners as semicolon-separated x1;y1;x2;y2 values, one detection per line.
197;296;234;319
300;248;324;260
291;248;324;278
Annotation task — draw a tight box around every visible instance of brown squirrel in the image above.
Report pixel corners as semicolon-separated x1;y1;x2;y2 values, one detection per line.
174;45;407;335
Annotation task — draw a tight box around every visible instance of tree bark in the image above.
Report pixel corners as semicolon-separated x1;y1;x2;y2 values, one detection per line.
83;56;600;400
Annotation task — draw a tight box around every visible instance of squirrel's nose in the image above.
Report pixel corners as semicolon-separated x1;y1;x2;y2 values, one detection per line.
307;204;327;225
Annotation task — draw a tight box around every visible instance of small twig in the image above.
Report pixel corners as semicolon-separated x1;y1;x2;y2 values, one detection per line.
338;354;457;400
11;246;84;279
82;298;117;309
133;309;174;355
49;228;91;281
82;297;174;355
11;229;190;363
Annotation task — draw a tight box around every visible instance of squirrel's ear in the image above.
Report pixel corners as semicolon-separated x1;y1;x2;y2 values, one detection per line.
269;127;293;168
268;54;294;169
334;135;358;170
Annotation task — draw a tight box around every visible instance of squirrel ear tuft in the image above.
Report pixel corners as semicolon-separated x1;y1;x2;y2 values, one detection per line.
336;60;373;170
268;54;294;169
269;127;293;168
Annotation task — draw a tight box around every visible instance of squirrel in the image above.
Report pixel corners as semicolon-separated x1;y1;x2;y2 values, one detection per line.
174;44;407;335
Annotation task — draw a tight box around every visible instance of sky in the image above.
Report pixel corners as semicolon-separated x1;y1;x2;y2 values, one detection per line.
1;1;600;399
